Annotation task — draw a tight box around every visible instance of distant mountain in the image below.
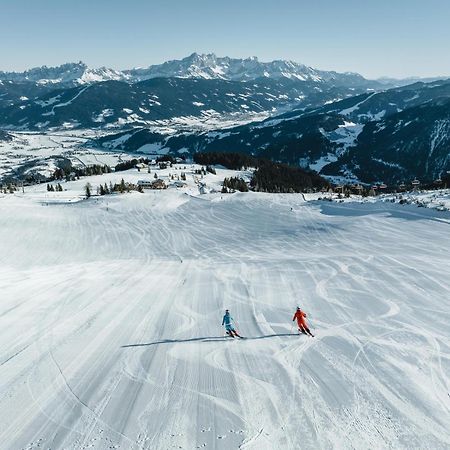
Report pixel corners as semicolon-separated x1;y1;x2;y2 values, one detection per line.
0;80;57;109
0;76;377;130
322;98;450;183
0;54;384;88
96;79;450;184
0;62;127;86
124;53;378;87
376;76;449;87
0;54;389;129
0;63;128;109
2;55;450;185
4;54;446;90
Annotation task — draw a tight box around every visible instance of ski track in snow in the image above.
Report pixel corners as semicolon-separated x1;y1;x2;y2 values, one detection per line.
0;191;449;449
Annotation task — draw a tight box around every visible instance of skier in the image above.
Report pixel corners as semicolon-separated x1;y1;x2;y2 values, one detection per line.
293;306;314;337
222;309;241;338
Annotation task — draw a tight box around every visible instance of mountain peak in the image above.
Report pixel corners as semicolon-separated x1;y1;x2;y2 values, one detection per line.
0;54;374;86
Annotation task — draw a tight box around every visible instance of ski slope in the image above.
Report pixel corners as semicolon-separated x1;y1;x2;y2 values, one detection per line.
1;185;450;449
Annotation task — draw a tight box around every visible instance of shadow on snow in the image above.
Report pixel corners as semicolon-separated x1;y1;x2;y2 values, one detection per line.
121;333;301;348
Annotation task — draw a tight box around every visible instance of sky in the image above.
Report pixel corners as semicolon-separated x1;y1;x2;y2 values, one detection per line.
1;0;450;79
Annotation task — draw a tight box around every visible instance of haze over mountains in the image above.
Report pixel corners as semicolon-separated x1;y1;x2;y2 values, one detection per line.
0;53;449;184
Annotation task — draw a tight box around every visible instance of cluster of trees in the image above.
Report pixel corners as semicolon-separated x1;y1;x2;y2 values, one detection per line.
194;152;329;192
89;179;144;199
53;164;112;181
194;151;329;193
194;167;207;175
47;183;63;192
156;155;184;164
222;177;248;193
194;152;257;170
115;158;148;172
1;183;17;194
250;161;329;193
155;155;188;169
193;165;216;175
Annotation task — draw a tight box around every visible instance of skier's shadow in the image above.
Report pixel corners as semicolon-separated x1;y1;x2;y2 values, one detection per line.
121;333;300;348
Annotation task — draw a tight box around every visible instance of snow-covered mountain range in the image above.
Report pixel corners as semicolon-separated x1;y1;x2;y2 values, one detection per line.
0;76;375;130
0;53;379;86
0;54;385;123
123;53;375;87
0;62;125;85
97;79;450;184
1;54;449;185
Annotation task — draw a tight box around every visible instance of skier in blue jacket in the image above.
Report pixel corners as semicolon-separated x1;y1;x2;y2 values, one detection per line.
222;310;241;338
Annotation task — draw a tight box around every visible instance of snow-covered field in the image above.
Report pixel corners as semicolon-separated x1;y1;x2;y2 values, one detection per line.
0;131;126;181
0;131;154;182
1;172;450;449
320;189;450;213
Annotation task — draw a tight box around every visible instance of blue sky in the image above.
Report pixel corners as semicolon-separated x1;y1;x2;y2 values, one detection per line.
1;0;449;78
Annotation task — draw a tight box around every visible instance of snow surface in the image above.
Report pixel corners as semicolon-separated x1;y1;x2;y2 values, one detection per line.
320;121;364;155
339;93;377;116
0;131;134;181
1;172;450;449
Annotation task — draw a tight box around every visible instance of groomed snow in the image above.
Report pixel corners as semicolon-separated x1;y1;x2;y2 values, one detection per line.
1;174;450;449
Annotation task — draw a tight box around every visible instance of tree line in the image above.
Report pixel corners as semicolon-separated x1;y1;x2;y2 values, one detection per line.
250;162;329;193
193;152;258;170
194;151;330;193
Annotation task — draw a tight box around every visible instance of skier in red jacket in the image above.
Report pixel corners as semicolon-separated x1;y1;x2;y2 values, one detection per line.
293;307;314;337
